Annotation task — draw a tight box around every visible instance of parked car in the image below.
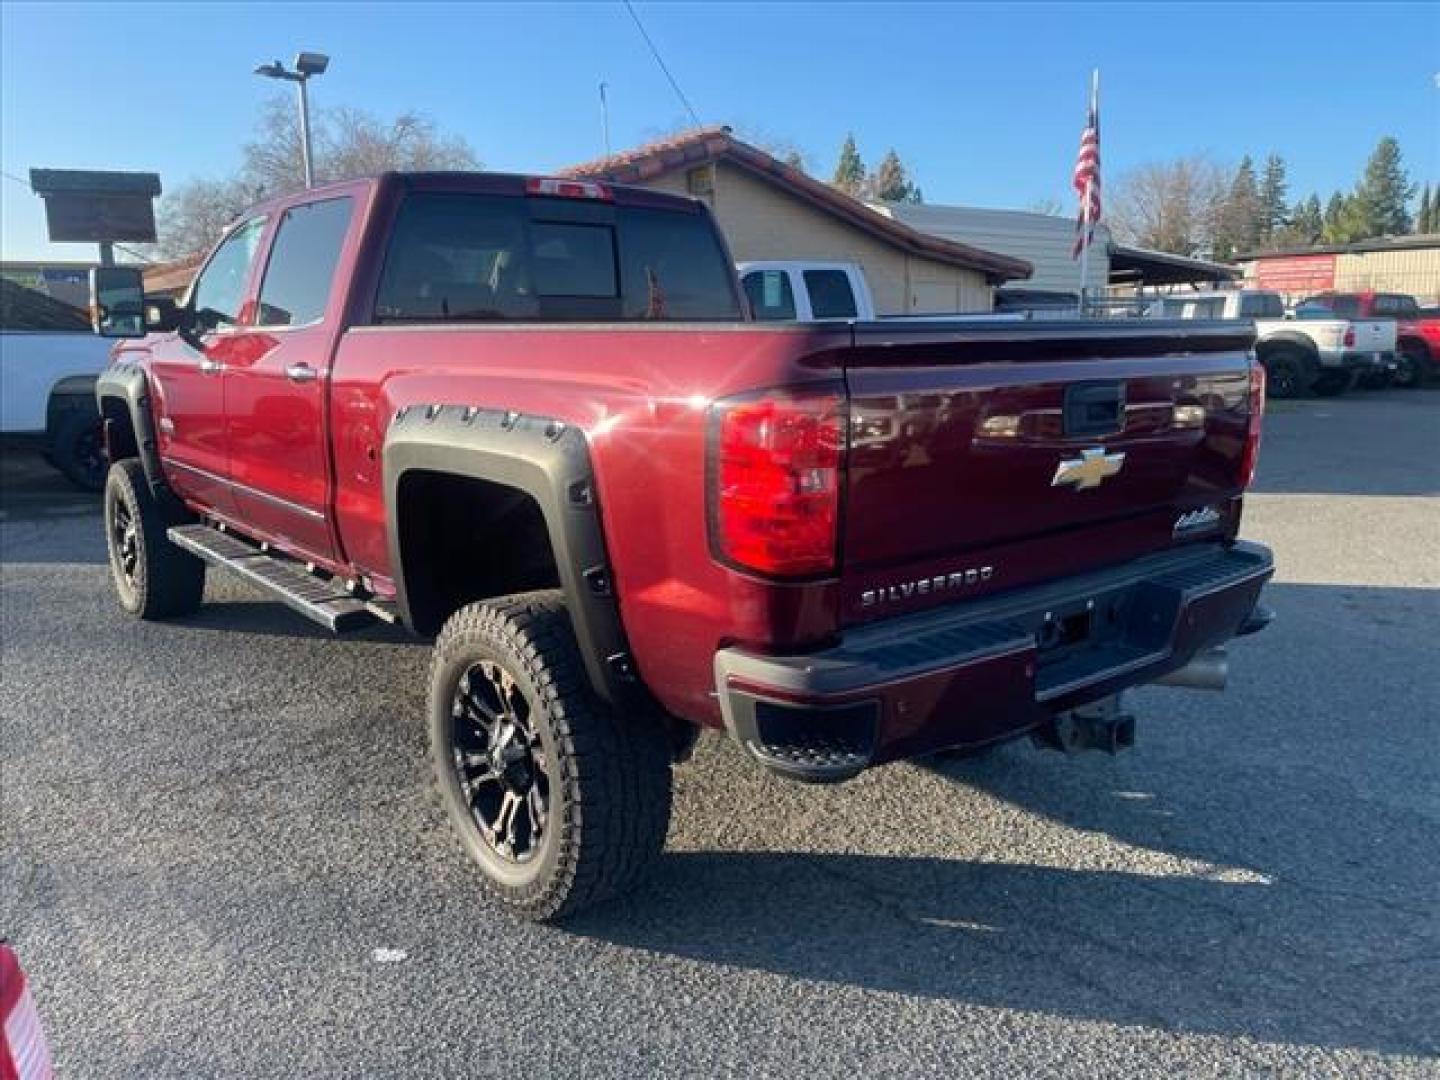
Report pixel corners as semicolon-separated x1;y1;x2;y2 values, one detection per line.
0;941;53;1080
1296;291;1438;389
89;172;1272;921
1149;289;1397;398
0;277;111;491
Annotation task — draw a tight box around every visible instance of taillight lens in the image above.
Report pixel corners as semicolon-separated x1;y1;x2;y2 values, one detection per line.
710;390;843;577
1240;360;1265;488
1343;327;1356;347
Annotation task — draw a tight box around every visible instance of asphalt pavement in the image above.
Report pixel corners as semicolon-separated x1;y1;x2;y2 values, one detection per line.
2;390;1438;1077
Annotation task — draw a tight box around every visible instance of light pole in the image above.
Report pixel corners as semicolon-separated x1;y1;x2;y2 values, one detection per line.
254;51;330;188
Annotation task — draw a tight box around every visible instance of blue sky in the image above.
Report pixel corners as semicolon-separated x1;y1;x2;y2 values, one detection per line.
2;1;1437;261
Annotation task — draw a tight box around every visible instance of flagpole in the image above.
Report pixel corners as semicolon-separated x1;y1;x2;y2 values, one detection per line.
1077;68;1098;314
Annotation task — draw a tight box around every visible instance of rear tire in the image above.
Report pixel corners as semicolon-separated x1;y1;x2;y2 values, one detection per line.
1261;348;1312;399
103;460;205;619
51;410;106;492
1395;343;1429;389
428;591;672;922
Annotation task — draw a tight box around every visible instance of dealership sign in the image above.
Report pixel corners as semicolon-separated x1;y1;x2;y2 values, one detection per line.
1254;254;1336;293
29;168;162;244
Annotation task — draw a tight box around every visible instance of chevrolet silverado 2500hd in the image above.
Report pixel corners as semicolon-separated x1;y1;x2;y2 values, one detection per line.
90;172;1273;920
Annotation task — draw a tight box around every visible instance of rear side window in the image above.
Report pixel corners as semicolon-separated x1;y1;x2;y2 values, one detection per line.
742;270;797;320
1329;296;1360;318
1373;294;1419;317
256;197;354;327
374;193;740;322
1238;293;1284;319
803;269;858;319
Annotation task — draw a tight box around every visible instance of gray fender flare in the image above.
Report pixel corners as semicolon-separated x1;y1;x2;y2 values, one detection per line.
383;404;637;707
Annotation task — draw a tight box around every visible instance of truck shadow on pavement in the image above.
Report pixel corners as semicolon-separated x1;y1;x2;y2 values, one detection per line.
574;581;1440;1058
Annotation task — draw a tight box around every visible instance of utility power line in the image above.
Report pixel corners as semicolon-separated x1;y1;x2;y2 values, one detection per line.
622;0;702;129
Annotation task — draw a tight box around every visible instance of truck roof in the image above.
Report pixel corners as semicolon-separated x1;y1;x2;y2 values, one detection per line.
240;170;708;221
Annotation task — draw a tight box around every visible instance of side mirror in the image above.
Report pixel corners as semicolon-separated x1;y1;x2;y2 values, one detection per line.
89;266;146;338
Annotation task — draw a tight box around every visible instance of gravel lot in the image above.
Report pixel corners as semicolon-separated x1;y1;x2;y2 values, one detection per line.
3;391;1438;1077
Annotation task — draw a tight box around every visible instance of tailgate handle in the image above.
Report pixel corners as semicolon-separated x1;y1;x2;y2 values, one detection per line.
1064;382;1126;437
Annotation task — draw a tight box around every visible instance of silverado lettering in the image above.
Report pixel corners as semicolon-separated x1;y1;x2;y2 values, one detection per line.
89;171;1274;922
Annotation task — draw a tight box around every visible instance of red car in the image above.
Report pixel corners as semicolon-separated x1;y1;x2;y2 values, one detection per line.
0;943;52;1080
1298;291;1438;388
88;173;1273;920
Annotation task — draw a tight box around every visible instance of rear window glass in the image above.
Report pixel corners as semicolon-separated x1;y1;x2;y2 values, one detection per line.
803;269;858;319
742;270;797;320
374;193;740;323
1238;293;1284;319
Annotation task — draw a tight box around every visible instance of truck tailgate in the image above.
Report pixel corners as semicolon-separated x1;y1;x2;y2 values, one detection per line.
1351;318;1398;352
840;320;1257;624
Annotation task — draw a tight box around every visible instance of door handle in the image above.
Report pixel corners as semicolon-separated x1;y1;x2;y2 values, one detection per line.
285;363;320;384
199;358;223;375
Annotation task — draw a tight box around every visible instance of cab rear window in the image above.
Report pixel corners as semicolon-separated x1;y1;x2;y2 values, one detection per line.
374;193;741;323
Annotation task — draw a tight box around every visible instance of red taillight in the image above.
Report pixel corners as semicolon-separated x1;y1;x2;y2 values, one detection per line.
1343;327;1356;347
710;390;843;577
1240;361;1265;489
525;176;612;201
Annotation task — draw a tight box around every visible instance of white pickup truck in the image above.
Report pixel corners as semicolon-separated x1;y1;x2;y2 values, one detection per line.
0;278;112;490
736;259;1029;323
1149;289;1397;398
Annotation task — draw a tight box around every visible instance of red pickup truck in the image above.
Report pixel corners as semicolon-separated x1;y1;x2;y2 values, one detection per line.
91;172;1273;920
1297;290;1439;388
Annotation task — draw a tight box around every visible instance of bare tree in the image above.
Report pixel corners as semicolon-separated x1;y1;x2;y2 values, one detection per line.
157;95;479;258
1108;155;1228;255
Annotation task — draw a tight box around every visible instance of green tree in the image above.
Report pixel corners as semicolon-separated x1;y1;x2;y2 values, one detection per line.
1322;191;1367;244
1258;153;1289;245
1352;136;1413;237
1288;194;1324;245
1213;156;1261;259
866;148;922;203
1417;183;1434;233
831;133;866;196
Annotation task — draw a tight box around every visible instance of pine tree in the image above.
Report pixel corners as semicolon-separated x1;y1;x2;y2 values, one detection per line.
1287;194;1323;245
867;149;922;203
1258;153;1289;246
1214;156;1262;260
831;134;866;196
1322;191;1366;244
1353;137;1413;237
1417;184;1434;234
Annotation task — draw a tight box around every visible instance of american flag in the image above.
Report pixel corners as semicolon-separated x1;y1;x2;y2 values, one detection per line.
1072;72;1101;259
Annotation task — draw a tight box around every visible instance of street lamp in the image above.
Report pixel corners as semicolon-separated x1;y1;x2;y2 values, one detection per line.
254;51;330;188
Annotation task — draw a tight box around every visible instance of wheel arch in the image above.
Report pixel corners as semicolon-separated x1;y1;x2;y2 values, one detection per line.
1257;332;1319;361
94;360;163;493
384;405;637;707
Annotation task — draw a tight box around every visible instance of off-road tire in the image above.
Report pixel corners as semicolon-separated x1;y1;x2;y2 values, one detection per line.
51;410;106;492
1262;348;1312;399
428;591;672;922
103;459;205;619
1395;343;1430;389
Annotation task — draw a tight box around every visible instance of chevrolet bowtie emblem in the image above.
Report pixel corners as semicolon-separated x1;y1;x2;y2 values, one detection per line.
1051;447;1126;491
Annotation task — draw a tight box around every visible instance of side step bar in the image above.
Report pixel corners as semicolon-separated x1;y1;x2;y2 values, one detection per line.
168;524;380;633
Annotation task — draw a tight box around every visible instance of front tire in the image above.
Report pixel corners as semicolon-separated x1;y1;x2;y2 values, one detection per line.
428;592;672;922
103;459;205;619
